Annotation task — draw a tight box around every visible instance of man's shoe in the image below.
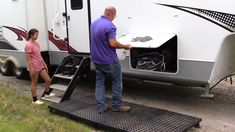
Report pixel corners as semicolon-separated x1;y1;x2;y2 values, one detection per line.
32;100;44;105
44;93;55;98
111;105;131;112
98;106;109;114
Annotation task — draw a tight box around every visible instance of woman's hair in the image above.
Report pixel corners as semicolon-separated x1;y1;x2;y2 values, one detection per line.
26;28;39;41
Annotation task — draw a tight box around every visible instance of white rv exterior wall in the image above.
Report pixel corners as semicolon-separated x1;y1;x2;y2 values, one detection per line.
90;0;234;62
0;0;27;51
0;0;50;68
25;0;48;51
0;0;234;85
44;0;67;52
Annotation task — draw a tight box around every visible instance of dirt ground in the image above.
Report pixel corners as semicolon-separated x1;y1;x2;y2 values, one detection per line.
0;74;235;132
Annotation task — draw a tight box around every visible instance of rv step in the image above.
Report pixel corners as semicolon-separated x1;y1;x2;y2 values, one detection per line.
62;64;80;68
42;56;90;103
41;96;61;103
49;95;201;132
54;73;74;80
50;84;68;91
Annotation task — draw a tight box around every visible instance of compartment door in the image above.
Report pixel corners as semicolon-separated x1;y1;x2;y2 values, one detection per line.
118;33;176;48
66;0;90;53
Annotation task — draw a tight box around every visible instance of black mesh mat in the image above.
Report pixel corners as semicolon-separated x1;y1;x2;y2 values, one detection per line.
49;96;201;132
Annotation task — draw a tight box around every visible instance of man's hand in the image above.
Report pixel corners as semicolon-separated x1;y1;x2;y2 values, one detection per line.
109;39;131;49
125;44;132;50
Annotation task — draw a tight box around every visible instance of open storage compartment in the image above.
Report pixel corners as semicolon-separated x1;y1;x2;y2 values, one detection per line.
119;33;177;73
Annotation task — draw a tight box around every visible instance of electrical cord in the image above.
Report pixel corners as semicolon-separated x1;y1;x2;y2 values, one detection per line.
209;73;235;90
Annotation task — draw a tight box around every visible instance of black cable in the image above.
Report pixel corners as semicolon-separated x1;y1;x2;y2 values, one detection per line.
209;73;235;90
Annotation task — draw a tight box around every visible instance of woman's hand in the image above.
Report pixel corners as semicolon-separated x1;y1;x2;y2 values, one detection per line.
45;66;48;73
42;61;48;73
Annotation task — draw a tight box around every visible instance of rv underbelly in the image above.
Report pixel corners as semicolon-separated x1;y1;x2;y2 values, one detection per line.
120;58;213;87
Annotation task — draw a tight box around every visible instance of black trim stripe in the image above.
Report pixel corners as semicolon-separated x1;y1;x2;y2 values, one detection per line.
65;0;70;50
87;0;91;52
156;3;235;32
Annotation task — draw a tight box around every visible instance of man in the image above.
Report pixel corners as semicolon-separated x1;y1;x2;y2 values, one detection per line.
90;6;131;114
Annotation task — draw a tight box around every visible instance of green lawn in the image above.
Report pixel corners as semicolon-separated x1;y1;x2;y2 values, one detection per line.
0;82;91;132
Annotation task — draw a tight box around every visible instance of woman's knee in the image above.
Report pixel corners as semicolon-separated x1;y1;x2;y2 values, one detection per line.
40;70;51;83
45;78;51;85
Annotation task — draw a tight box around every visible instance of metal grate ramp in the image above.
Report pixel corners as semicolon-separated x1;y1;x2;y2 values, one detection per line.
49;96;201;132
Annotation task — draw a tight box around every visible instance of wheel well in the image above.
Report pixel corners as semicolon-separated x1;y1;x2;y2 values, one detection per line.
3;57;21;75
0;60;14;75
7;60;14;72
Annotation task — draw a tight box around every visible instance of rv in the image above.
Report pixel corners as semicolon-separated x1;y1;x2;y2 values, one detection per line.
0;0;235;97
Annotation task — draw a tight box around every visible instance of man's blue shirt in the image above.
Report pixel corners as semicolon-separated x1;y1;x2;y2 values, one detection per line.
90;16;118;64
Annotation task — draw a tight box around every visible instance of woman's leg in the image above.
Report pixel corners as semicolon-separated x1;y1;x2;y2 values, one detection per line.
30;72;39;98
39;69;51;92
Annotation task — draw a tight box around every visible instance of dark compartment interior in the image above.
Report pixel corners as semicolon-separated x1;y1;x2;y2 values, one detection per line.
130;35;177;73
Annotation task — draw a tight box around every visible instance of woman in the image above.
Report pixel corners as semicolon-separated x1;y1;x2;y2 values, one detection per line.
25;28;54;104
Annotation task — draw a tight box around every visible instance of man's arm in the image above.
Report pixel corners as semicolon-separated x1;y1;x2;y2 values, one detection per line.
108;39;131;49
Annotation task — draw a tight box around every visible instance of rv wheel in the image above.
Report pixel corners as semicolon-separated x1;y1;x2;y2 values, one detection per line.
0;61;13;76
12;65;27;79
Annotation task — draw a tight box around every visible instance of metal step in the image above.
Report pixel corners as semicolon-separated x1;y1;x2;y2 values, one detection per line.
54;73;74;80
50;84;68;91
64;64;80;68
41;96;61;103
64;64;73;68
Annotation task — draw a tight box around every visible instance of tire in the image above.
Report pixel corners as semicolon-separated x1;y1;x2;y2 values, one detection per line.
12;64;28;79
0;61;13;76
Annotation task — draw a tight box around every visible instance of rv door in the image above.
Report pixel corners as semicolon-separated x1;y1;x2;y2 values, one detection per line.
66;0;90;53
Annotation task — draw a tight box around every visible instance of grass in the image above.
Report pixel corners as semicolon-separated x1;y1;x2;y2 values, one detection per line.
0;82;92;132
